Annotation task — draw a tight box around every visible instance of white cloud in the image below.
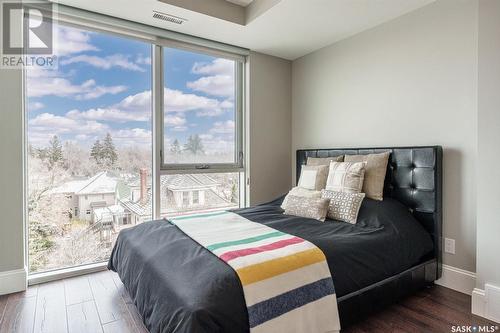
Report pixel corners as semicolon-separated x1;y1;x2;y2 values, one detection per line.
28;102;44;111
192;58;234;76
165;114;186;127
195;109;225;117
54;26;99;57
220;100;234;109
30;113;108;132
111;128;152;148
164;88;224;112
198;133;234;155
60;86;228;125
195;120;236;155
187;75;234;98
75;134;89;141
66;107;149;123
61;54;146;72
189;59;235;97
103;88;228;115
26;75;127;100
29;113;110;141
136;54;151;65
76;80;128;100
210;120;235;134
28;112;152;149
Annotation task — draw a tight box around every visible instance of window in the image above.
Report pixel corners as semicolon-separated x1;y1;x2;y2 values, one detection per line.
192;191;199;205
26;22;153;273
161;47;243;170
182;191;190;206
26;18;246;276
158;46;244;218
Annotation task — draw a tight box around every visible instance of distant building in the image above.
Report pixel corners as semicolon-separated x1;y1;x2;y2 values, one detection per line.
51;172;121;221
52;169;235;230
119;171;235;223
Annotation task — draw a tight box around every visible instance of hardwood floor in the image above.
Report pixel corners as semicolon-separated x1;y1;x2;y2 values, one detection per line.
0;270;497;333
343;286;499;333
0;271;147;333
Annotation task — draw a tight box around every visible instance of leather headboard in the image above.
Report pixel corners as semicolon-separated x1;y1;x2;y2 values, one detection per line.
296;146;443;278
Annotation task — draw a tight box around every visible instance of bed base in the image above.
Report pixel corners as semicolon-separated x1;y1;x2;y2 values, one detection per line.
337;259;437;327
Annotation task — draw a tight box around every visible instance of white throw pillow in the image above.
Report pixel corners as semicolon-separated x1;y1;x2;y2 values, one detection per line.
297;165;329;190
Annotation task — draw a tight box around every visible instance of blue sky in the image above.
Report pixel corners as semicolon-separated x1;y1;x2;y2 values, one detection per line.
27;24;236;155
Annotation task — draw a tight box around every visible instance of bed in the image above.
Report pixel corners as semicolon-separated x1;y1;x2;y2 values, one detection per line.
108;146;442;332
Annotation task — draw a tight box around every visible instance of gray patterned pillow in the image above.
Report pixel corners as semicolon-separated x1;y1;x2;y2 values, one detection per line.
321;190;365;224
281;187;322;209
282;195;330;222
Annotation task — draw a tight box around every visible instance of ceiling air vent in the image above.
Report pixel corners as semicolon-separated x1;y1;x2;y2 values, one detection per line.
152;10;187;25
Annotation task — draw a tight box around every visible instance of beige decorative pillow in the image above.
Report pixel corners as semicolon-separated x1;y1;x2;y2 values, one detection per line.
281;187;322;209
297;165;329;190
283;195;330;222
344;152;390;201
321;190;365;224
325;162;366;193
307;155;344;166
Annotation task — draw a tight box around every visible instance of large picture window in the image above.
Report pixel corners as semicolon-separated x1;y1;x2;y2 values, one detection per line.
25;21;246;275
26;23;153;273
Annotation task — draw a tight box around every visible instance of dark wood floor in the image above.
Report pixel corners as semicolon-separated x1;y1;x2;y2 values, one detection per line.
0;270;498;333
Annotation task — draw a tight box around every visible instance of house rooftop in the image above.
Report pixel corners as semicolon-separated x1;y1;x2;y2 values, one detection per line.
52;172;119;196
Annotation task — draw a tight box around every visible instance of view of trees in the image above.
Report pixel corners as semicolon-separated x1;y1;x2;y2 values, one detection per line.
28;133;239;273
184;134;205;154
90;133;119;169
28;134;151;272
169;134;205;155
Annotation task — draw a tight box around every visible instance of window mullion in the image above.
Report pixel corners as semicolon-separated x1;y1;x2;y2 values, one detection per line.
152;45;163;220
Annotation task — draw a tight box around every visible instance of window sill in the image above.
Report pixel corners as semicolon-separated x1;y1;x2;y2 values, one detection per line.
28;261;108;285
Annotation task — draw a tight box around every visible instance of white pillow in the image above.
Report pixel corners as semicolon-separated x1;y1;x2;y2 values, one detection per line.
297;165;329;190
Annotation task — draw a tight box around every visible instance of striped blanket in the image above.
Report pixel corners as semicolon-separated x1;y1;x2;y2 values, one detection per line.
170;211;340;333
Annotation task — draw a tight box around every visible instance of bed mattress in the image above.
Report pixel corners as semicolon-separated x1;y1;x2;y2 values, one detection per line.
108;196;434;333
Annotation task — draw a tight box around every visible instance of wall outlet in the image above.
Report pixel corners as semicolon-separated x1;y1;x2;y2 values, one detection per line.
444;238;455;254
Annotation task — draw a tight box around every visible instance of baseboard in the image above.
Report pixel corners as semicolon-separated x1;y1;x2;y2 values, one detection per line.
435;264;476;295
473;285;500;323
0;267;27;295
472;288;487;318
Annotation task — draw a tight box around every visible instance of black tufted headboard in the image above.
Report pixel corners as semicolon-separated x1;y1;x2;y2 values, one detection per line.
296;146;443;278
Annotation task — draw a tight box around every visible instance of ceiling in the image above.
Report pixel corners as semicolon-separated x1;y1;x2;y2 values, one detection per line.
53;0;435;60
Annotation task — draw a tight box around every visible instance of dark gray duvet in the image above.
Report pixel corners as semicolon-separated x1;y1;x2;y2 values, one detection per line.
108;196;433;333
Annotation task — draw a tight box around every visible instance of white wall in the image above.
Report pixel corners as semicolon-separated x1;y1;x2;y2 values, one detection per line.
292;0;478;272
477;0;500;292
0;65;26;292
248;51;292;205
